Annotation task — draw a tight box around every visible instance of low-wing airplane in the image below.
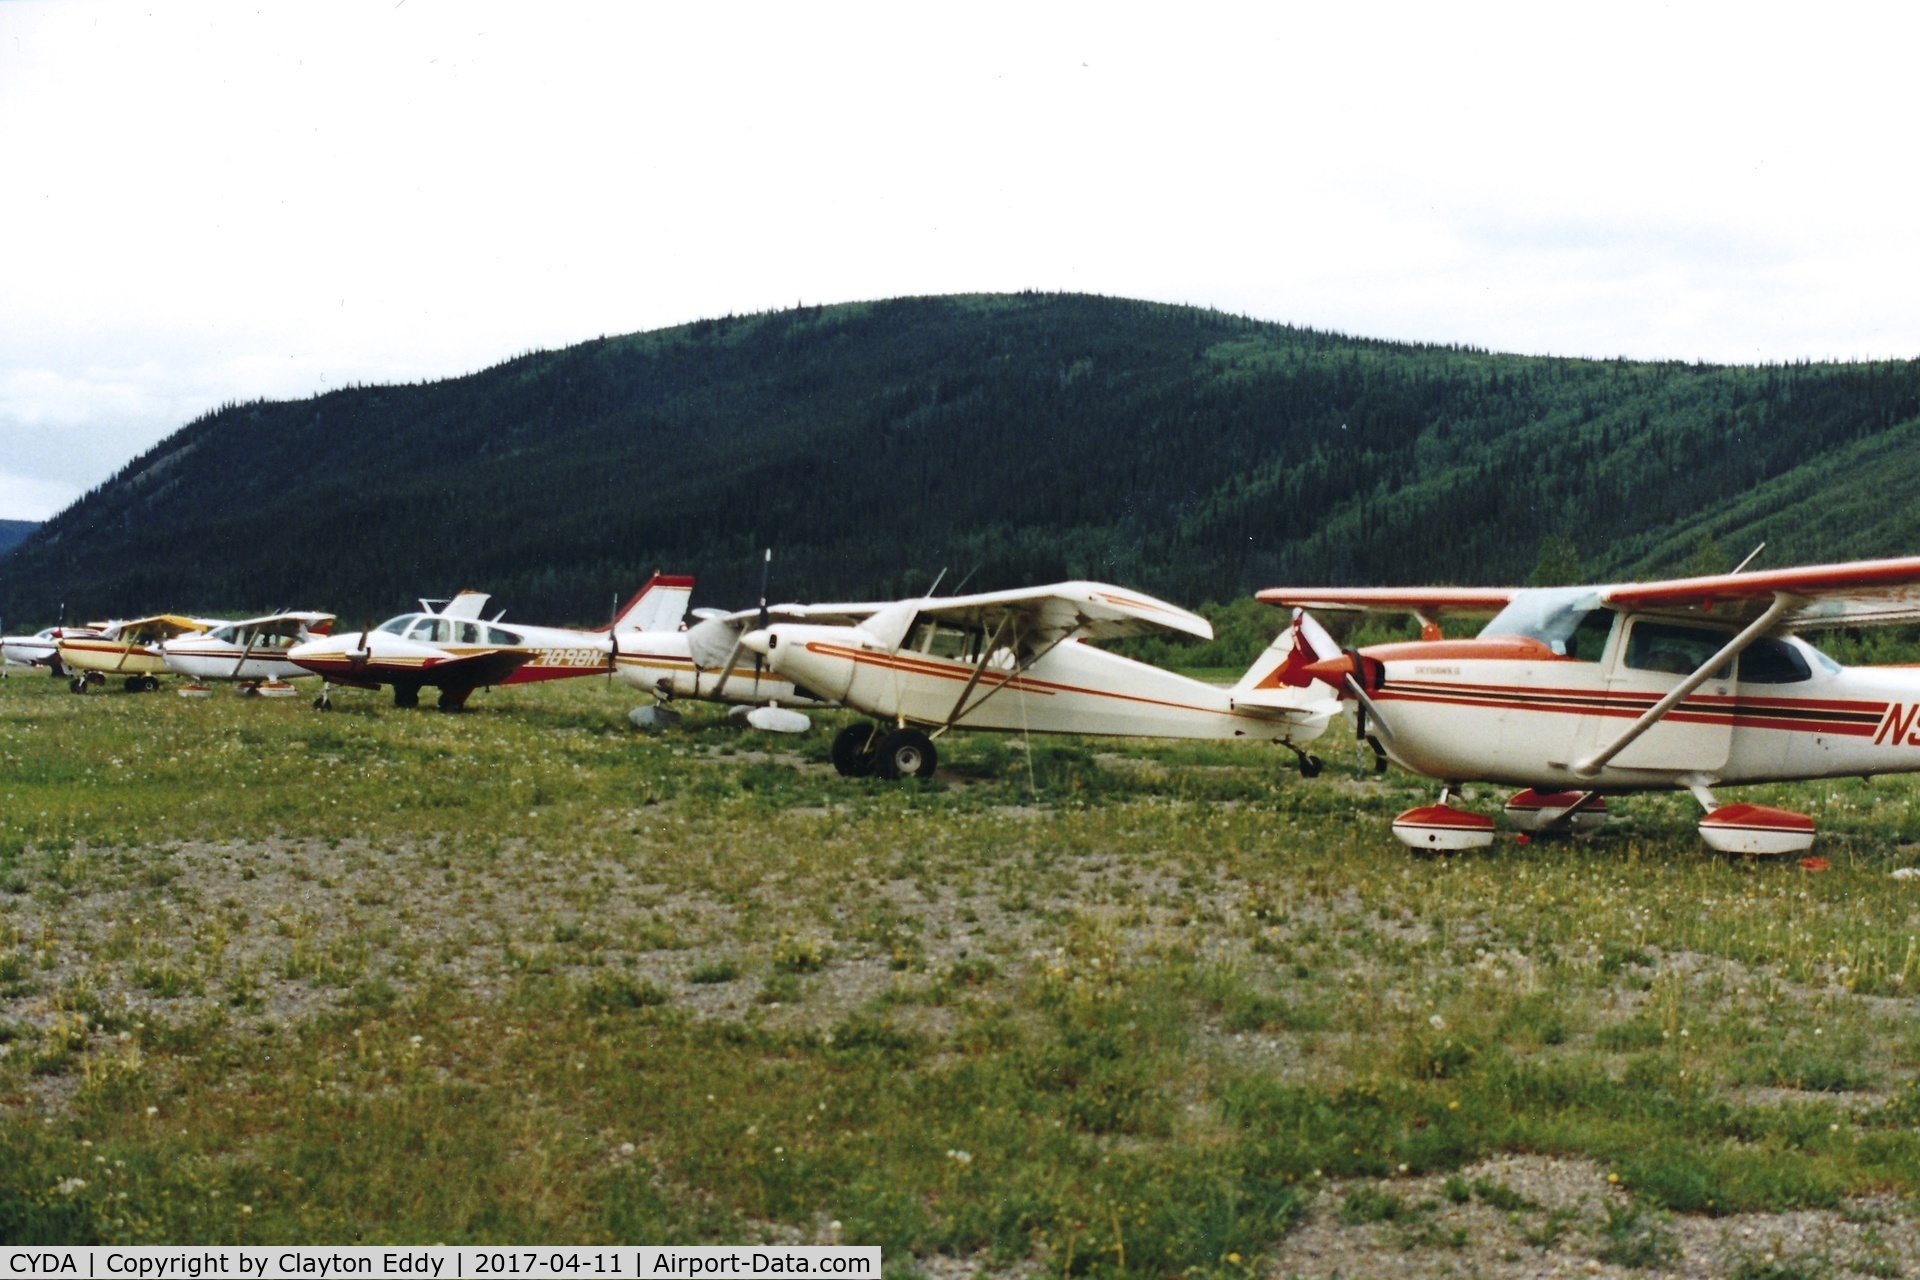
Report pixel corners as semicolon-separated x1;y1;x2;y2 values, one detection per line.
160;612;338;696
1258;555;1920;854
1;624;105;675
736;580;1340;779
287;574;693;710
58;616;220;692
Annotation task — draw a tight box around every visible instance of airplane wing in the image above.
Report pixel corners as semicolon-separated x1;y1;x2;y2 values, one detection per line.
111;614;214;641
912;581;1213;643
1602;556;1920;629
1254;587;1518;615
417;647;535;686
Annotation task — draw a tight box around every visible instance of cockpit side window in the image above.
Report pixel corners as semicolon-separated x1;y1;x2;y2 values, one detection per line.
1624;620;1732;678
1740;637;1812;684
488;627;522;645
377;615;416;635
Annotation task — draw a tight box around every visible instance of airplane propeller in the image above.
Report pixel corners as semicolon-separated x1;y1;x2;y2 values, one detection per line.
751;547;771;686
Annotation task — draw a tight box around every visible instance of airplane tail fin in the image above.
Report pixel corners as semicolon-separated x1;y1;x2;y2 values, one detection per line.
1233;609;1341;693
611;573;696;633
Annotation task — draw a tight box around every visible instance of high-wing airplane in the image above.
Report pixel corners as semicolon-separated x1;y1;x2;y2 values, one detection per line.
160;612;338;696
615;600;889;732
287;574;693;710
58;616;219;692
1;625;104;675
1258;555;1920;854
736;581;1340;780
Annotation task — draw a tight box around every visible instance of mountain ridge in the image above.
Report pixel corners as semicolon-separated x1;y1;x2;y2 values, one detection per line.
3;293;1918;627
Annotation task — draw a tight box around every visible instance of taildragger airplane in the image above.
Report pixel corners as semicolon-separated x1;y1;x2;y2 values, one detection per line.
160;612;338;696
288;574;692;710
737;581;1340;780
1259;555;1920;854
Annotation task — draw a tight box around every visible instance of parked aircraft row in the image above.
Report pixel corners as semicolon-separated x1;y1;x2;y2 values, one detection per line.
13;553;1920;858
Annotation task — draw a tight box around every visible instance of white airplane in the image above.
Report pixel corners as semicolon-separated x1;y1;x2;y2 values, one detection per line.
736;580;1340;779
160;611;338;696
288;574;693;710
615;600;894;732
1259;555;1920;854
57;615;221;692
1;625;104;675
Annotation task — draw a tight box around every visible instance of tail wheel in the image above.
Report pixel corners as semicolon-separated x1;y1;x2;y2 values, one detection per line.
831;723;879;777
876;727;938;781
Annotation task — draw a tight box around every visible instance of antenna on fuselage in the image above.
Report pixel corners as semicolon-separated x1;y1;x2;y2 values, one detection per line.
1731;542;1767;574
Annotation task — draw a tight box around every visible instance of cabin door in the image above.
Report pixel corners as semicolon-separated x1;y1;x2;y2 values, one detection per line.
1580;616;1734;772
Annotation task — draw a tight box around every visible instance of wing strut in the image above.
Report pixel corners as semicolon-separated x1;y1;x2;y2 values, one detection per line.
1572;593;1795;778
930;615;1087;739
939;613;1013;729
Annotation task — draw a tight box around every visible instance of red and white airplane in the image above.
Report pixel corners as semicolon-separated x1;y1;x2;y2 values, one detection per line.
160;611;338;696
288;574;692;710
1259;555;1920;854
738;580;1339;780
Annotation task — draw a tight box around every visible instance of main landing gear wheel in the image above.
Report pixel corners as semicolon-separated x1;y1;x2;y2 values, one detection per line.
68;676;85;694
437;687;474;712
875;727;938;781
313;693;333;711
831;724;878;777
393;685;421;709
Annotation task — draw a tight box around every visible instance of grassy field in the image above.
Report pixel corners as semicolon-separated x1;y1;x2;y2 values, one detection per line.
5;668;1920;1274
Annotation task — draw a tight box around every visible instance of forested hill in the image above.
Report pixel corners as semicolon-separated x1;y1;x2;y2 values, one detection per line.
0;521;38;557
5;293;1920;627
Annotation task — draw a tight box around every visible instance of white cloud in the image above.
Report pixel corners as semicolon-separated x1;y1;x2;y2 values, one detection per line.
2;1;1920;519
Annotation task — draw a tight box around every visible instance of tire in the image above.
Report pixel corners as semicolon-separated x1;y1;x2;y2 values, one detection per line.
831;723;877;777
437;686;473;712
123;676;143;693
142;675;161;693
393;684;421;708
875;727;938;781
68;676;85;694
1299;754;1323;779
312;695;332;711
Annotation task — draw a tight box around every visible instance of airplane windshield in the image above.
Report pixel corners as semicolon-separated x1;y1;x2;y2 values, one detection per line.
1480;588;1610;656
376;615;418;635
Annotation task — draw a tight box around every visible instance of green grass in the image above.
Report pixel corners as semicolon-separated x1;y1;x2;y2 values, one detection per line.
6;672;1920;1265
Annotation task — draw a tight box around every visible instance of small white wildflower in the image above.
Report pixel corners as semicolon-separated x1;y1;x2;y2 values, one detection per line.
1429;1015;1445;1030
946;1149;973;1165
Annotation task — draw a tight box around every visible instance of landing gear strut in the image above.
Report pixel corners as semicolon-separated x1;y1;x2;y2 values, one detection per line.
1285;744;1323;779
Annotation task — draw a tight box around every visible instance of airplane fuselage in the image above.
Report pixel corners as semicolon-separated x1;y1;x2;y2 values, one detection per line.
758;625;1332;743
1355;630;1920;791
613;632;824;708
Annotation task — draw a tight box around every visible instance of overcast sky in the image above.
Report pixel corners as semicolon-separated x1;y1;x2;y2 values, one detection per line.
3;2;1917;521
